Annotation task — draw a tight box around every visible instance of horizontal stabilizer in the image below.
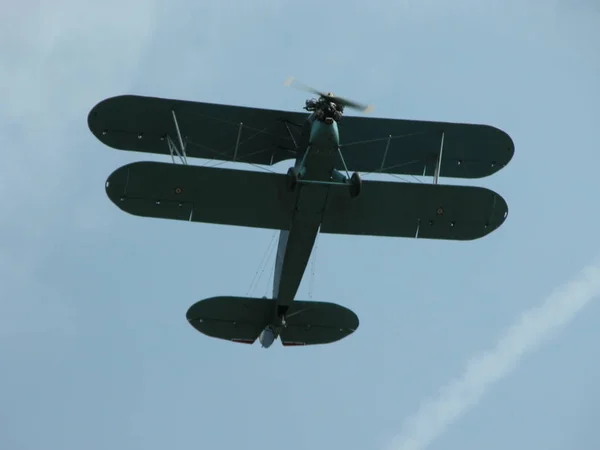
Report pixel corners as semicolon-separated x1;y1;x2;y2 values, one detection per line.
280;300;359;346
186;297;273;344
186;296;359;346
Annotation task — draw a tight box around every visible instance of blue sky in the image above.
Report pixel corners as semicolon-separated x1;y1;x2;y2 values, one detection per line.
2;1;600;449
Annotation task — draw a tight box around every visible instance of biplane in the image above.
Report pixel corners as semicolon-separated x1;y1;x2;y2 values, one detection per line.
88;78;514;349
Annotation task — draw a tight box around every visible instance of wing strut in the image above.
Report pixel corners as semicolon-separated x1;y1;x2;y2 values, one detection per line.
433;131;445;185
337;147;351;179
167;110;188;165
284;122;299;149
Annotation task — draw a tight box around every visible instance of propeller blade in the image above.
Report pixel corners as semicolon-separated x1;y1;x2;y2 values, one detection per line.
332;96;374;114
283;76;324;97
284;76;374;114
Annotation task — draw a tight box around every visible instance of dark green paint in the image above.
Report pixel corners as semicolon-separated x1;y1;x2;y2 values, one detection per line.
89;95;514;179
186;296;359;346
93;92;514;348
106;161;508;241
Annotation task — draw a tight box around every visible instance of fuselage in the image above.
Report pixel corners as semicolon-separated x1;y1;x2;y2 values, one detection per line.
272;116;340;315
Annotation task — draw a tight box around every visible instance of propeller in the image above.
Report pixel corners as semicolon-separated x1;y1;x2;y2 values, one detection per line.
284;76;374;114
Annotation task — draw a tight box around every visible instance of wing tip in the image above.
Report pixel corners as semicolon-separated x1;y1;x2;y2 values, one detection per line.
464;188;510;241
485;125;516;177
87;94;138;146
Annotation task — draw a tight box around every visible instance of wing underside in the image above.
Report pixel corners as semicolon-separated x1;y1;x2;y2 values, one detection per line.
336;116;514;179
106;161;507;240
89;95;513;179
321;178;508;240
105;161;296;231
88;95;308;166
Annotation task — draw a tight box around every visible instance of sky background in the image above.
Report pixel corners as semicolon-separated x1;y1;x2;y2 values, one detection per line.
1;1;600;449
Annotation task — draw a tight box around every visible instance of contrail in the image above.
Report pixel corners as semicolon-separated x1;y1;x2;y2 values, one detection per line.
389;260;600;450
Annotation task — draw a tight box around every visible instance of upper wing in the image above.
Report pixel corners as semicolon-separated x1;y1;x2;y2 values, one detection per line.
89;95;513;179
88;95;309;166
336;116;514;179
105;161;296;230
321;179;508;240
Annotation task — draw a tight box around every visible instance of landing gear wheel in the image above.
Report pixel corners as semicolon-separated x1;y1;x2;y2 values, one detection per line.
286;167;299;192
349;172;362;198
276;305;289;328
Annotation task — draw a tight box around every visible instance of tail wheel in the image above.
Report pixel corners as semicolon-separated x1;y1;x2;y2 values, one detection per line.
349;172;361;198
286;167;299;192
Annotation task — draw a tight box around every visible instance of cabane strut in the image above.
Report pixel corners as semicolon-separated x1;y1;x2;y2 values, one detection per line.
166;110;188;165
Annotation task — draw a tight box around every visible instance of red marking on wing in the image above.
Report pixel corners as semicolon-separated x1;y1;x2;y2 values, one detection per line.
231;338;254;344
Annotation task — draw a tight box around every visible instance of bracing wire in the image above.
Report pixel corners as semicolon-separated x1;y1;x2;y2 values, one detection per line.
247;231;277;296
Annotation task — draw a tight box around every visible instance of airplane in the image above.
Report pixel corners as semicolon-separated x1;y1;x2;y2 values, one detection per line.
87;77;514;349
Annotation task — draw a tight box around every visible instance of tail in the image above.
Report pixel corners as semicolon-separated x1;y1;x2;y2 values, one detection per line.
186;296;359;348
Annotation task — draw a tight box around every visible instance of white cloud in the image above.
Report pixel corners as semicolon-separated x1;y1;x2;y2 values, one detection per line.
0;0;159;341
387;259;600;450
1;0;158;226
